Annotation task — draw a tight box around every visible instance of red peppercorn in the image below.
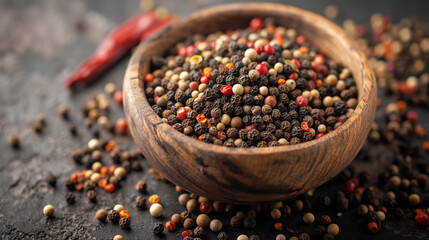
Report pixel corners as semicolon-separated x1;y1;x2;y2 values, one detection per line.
255;63;268;75
319;64;329;76
144;73;154;83
306;80;316;90
247;41;254;48
315;54;325;62
250;18;263;31
165;220;176;231
177;107;189;121
154;96;159;104
189;81;199;91
119;209;130;218
315;133;325;139
221;85;233;96
288;72;298;81
186;45;194;56
116;118;128;135
255;46;263;54
264;96;277;108
200;76;209;84
245;124;257;131
296;35;307;44
182;230;193;237
199;201;213;214
399;82;416;94
296;96;308;107
194;40;202;48
367;221;380;233
178;47;187;57
292;59;301;69
311;61;321;72
343;179;357;194
274;222;283;231
301;122;310;132
114;90;123;106
104;183;115;192
407;111;418;123
415;212;429;227
264;45;274;55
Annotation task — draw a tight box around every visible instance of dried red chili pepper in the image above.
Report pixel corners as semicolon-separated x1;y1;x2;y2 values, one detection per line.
65;11;174;89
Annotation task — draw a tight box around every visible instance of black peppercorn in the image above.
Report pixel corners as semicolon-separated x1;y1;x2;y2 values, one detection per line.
202;133;213;143
87;190;96;202
299;233;310;240
46;174;57;187
152;222;164;234
194;226;205;237
194;122;207;135
249;235;260;240
243;217;256;229
108;209;120;222
136;196;147;210
218;231;229;240
334;100;347;115
65;192;75;205
230;215;242;227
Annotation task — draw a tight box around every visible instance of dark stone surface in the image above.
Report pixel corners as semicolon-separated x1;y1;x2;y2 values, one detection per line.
1;0;429;239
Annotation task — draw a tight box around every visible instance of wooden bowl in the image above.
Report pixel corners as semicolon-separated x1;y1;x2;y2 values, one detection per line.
123;3;377;203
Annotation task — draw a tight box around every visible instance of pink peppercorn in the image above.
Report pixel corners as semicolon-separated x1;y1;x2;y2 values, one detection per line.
116;118;128;135
407;111;418;123
250;18;264;31
114;90;123;106
177;107;189;121
255;46;263;54
288;72;298;81
255;63;268;75
264;96;277;108
301;122;310;132
415;212;429;227
296;35;307;44
292;59;301;69
296;96;308;107
367;221;380;233
199;201;213;214
245;124;257;131
189;81;199;91
311;61;321;72
264;45;274;55
200;76;209;84
315;133;325;139
221;85;233;96
186;45;194;56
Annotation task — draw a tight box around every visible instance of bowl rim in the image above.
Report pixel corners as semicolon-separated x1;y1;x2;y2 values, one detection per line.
125;2;376;156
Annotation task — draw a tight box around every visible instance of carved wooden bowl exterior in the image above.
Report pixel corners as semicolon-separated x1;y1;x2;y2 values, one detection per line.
123;3;377;203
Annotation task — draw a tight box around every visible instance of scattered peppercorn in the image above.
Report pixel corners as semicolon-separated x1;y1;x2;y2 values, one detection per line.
96;209;107;222
119;217;131;229
43;204;54;217
108;209;120;222
8;135;19;148
150;203;163;217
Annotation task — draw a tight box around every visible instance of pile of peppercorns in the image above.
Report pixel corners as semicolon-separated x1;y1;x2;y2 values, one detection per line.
344;14;429;107
28;10;429;240
143;17;358;147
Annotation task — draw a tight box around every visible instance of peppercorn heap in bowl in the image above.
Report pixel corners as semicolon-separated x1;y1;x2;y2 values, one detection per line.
143;18;358;148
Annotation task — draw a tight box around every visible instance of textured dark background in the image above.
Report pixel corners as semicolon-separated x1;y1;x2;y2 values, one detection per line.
1;0;429;239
